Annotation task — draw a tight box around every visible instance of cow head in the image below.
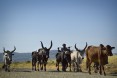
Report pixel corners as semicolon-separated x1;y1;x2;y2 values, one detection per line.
40;40;53;58
32;51;38;57
3;46;16;62
106;45;115;56
100;44;115;56
75;42;87;59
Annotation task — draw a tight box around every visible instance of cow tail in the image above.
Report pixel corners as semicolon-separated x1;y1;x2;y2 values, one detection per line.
86;46;90;69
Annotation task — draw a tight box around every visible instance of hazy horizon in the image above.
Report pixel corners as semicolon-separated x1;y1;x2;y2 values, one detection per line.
0;0;117;53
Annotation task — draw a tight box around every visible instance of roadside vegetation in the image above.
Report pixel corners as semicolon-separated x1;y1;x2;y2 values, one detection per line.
0;55;117;74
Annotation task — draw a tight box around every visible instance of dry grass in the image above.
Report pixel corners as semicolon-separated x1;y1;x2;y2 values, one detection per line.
0;55;117;78
0;55;117;73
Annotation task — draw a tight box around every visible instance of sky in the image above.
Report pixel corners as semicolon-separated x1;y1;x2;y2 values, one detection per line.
0;0;117;53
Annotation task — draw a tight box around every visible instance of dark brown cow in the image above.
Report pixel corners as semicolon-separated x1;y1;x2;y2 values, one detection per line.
32;51;38;71
56;47;71;72
86;44;115;76
37;40;52;71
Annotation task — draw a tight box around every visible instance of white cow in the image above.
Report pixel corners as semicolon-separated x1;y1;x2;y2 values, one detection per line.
2;46;16;72
71;43;87;72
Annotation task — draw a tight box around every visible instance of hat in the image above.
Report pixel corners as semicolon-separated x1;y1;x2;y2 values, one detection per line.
62;44;66;46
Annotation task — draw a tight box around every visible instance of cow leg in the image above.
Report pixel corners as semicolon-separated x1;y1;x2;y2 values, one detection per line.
32;62;34;71
94;63;99;73
8;65;10;72
86;59;88;70
37;62;39;71
62;62;66;72
94;63;97;73
71;62;76;72
69;62;71;72
56;62;59;71
79;64;82;72
44;63;46;71
102;66;106;76
88;61;92;74
75;62;77;72
37;64;39;71
35;63;36;71
99;65;102;75
5;65;7;71
76;63;82;72
40;63;43;71
40;63;41;70
72;62;75;72
77;63;80;72
94;66;98;73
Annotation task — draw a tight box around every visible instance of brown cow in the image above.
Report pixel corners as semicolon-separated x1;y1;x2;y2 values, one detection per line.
86;44;115;76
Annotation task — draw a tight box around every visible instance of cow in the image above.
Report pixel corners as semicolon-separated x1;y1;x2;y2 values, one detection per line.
2;46;16;72
86;44;115;76
56;47;71;72
71;42;87;72
37;40;52;71
32;51;38;71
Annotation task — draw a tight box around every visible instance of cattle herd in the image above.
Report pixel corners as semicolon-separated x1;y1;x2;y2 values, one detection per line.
2;40;115;76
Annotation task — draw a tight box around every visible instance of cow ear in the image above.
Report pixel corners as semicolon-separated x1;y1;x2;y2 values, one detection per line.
111;47;115;49
100;44;105;50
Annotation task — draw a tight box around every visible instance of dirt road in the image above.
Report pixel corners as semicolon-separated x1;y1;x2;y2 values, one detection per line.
0;68;117;78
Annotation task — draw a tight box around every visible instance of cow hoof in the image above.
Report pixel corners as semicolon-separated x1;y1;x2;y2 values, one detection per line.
104;73;106;76
5;69;7;71
89;72;91;75
8;70;10;72
57;68;59;71
100;73;102;75
44;69;46;71
80;70;82;72
99;72;102;75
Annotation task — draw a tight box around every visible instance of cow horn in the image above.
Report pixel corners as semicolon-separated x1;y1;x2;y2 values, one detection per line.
75;44;80;52
111;47;115;49
83;42;88;51
3;47;6;53
11;46;16;53
40;41;44;49
48;40;53;50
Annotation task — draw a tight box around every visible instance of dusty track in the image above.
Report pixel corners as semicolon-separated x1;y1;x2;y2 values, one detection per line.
0;68;117;78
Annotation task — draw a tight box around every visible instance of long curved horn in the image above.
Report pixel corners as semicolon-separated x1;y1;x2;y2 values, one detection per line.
40;41;44;49
83;42;88;51
75;44;80;52
48;40;53;50
3;47;6;53
11;46;16;53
